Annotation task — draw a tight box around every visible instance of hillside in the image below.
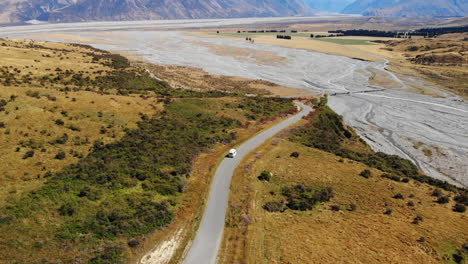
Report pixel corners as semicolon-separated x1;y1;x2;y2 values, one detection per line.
0;38;297;263
0;0;312;24
302;0;354;13
220;99;467;264
343;0;468;17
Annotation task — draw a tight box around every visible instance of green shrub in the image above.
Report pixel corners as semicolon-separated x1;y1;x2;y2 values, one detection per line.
282;185;334;211
258;171;272;182
22;150;35;159
453;204;466;213
382;174;401;182
432;189;443;197
55;119;65;126
58;203;76;216
436;196;450;204
290;152;300;158
55;151;66;160
454;193;468;205
359;169;372;178
89;246;124;264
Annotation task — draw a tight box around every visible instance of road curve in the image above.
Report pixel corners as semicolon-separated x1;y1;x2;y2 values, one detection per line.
183;102;313;264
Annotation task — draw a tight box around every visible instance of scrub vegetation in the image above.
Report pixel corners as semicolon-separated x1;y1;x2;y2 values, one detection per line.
0;38;295;263
290;96;461;192
221;98;467;264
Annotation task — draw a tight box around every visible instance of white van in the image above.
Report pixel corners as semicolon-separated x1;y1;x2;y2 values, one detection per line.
228;149;237;158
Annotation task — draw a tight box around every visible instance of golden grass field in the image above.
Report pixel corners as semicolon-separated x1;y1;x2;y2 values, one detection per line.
0;39;164;206
0;38;303;263
220;133;467;264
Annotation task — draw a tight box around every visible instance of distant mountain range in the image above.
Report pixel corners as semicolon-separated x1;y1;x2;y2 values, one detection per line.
301;0;355;13
0;0;312;23
0;0;467;24
342;0;468;18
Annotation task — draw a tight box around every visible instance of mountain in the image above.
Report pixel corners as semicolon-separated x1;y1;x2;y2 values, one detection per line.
0;0;312;24
342;0;468;17
302;0;355;13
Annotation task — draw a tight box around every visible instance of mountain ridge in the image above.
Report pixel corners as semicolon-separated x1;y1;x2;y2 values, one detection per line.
342;0;468;17
0;0;312;24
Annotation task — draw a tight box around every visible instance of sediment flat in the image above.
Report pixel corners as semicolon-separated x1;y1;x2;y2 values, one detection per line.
2;17;466;186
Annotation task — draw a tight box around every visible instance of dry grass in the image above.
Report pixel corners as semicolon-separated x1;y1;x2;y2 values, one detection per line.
134;61;311;97
0;39;162;206
128;102;298;264
220;138;467;264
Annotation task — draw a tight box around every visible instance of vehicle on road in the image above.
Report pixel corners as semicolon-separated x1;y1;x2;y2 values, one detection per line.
228;149;237;158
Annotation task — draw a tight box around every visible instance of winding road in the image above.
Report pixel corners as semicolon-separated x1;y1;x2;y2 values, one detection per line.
182;102;313;264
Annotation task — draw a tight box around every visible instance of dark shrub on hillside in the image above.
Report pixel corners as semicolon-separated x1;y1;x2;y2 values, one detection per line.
22;150;34;159
282;185;334;211
128;239;140;248
258;171;272;182
330;205;340;211
78;186;100;201
436;196;450;204
412;215;423;224
454;193;468;206
58;203;75;216
263;201;286;212
89;246;124;264
382;174;401;182
432;189;443;197
348;203;357;211
453;204;466;213
401;178;410;183
384;209;393;215
86;198;173;238
55;119;65;126
290;152;300;158
0;122;5;128
453;253;464;264
393;193;404;199
407;201;415;207
359;169;372;178
55;151;66;160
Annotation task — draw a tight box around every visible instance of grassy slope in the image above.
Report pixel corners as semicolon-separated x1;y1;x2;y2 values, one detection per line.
0;39;163;207
221;102;467;264
0;39;296;263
